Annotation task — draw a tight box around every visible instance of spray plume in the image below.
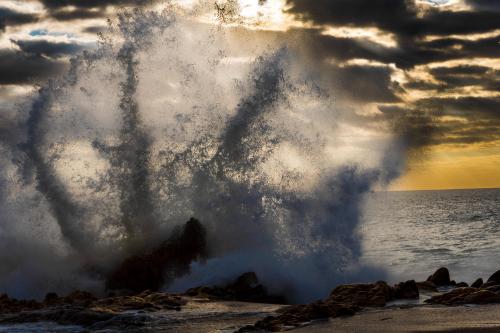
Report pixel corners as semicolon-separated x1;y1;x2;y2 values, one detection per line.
0;3;407;302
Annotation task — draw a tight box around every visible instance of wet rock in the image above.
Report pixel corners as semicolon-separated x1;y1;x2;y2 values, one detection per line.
394;280;419;299
239;281;395;332
426;287;477;305
416;281;438;292
329;281;395;307
63;291;97;306
483;285;500;293
186;272;287;304
0;294;42;313
426;287;500;305
427;267;451;286
0;290;186;330
463;290;500;304
455;282;469;288
107;218;207;293
471;278;483;288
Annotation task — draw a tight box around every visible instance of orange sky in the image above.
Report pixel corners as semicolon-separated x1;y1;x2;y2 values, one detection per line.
390;144;500;190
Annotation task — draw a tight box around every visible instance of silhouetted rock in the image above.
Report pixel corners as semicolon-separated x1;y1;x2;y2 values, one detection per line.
471;278;483;288
455;282;468;288
43;292;58;305
487;270;500;284
106;218;207;293
394;280;419;299
186;272;287;304
427;267;451;286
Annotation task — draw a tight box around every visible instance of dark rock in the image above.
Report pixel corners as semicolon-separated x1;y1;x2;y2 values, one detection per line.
427;267;451;286
106;218;207;293
329;281;395;307
484;285;500;293
394;280;419;299
487;270;500;284
426;287;500;305
480;281;500;289
63;291;97;306
240;281;394;332
463;290;500;304
0;294;42;313
416;281;438;292
455;282;468;288
426;287;477;305
186;272;287;304
0;291;186;329
471;278;483;288
44;292;59;305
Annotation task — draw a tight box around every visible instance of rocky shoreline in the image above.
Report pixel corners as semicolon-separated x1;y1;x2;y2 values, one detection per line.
2;267;500;332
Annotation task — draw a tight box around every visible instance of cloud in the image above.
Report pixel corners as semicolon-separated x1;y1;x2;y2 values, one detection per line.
285;0;500;38
0;7;38;32
329;64;401;102
11;39;88;58
0;48;66;84
466;0;500;12
38;0;153;20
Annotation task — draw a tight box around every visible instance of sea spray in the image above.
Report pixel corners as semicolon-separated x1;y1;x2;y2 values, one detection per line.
0;4;404;301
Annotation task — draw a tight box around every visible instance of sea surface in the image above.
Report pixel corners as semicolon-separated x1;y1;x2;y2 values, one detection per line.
360;188;500;284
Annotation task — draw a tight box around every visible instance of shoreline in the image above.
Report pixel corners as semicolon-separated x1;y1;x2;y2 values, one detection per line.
2;267;500;332
294;304;500;333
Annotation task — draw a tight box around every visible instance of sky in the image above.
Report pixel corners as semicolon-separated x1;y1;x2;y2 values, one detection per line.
0;0;498;191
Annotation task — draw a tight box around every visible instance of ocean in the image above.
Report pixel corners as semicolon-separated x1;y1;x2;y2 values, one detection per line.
361;188;500;284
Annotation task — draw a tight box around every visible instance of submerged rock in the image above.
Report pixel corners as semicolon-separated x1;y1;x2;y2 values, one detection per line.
427;267;451;286
186;272;287;304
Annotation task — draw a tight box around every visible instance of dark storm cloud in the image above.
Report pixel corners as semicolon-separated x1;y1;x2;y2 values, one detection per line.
40;0;153;19
38;0;152;21
39;0;146;9
430;65;490;76
427;66;500;91
285;0;500;37
330;65;401;102
0;7;38;32
82;25;108;34
417;96;500;120
295;26;499;70
0;49;66;84
466;0;500;12
404;66;500;92
50;9;104;21
377;105;436;148
379;100;500;146
12;39;87;58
